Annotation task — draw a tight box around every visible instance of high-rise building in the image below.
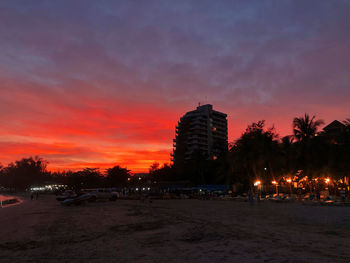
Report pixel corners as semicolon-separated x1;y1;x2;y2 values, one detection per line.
172;104;228;165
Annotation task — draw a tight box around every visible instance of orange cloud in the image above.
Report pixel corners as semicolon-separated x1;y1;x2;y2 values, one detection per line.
1;0;350;173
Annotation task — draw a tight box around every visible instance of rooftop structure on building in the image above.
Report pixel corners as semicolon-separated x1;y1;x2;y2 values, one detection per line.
320;120;348;144
322;120;346;135
171;104;228;164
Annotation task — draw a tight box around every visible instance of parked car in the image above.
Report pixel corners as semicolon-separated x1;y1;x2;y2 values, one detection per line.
56;190;77;201
82;188;119;202
61;192;91;206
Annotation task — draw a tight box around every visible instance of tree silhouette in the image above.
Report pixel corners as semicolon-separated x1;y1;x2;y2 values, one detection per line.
0;156;48;190
106;165;131;187
229;121;279;188
293;114;324;142
149;163;173;182
149;162;160;174
63;168;103;190
292;114;324;179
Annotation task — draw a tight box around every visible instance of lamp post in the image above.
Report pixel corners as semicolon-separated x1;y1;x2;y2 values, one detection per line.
325;177;330;195
272;180;278;196
254;180;261;201
286;178;292;195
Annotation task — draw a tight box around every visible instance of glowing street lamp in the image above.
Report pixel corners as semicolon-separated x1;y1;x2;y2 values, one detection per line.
285;178;293;195
254;180;262;200
272;180;279;195
325;178;330;184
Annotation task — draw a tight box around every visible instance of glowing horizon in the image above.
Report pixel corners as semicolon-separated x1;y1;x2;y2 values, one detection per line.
1;1;350;172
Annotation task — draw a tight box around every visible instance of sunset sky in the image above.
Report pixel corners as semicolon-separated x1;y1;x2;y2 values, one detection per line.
1;0;350;172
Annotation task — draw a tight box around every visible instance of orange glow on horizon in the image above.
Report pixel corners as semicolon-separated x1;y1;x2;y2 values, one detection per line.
0;82;348;173
1;1;350;175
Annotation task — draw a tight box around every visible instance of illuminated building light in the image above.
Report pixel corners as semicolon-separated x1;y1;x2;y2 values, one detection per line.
172;104;228;164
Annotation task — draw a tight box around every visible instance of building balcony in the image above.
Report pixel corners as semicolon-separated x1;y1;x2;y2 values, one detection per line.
190;125;201;130
188;135;199;139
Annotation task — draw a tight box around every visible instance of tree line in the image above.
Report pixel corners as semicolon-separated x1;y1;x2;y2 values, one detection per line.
151;114;350;191
1;114;350;191
0;158;132;191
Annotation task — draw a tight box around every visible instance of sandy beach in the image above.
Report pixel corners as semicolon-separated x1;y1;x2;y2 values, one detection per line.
1;196;350;263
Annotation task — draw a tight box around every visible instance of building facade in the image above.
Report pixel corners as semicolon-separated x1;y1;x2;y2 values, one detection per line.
320;120;348;144
172;104;228;165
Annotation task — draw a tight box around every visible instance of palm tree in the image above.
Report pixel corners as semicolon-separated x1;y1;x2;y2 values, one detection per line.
293;114;324;142
292;114;324;182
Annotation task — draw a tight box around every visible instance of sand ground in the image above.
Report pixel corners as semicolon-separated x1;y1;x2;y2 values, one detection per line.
1;195;350;263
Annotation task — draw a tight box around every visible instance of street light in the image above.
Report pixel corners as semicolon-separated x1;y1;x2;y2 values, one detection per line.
254;180;262;201
286;178;292;195
272;180;279;196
